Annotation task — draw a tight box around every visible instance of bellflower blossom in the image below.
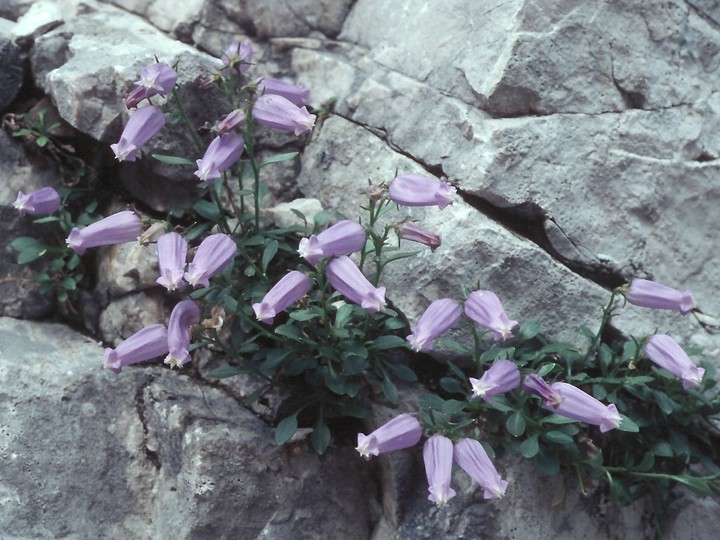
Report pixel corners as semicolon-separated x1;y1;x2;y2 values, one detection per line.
252;94;316;136
185;234;237;288
165;300;201;368
124;62;177;108
110;105;165;162
469;359;521;401
253;271;313;324
103;324;169;374
388;174;456;210
397;221;441;252
424;435;456;506
545;382;622;433
522;373;562;406
66;211;143;255
326;256;386;313
156;232;188;291
406;298;462;352
138;222;168;245
215;109;246;134
355;414;423;460
222;40;253;73
194;133;245;184
626;278;695;315
298;220;366;265
644;334;705;389
13;187;61;216
453;438;508;499
256;76;310;107
464;290;518;341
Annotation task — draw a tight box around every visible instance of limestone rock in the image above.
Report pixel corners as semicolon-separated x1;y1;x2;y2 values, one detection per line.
0;18;23;112
98;290;166;346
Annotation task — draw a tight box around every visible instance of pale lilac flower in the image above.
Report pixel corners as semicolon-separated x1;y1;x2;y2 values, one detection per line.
546;382;622;433
626;278;695;315
221;40;254;73
215;109;246;134
124;62;177;108
298;220;366;265
644;334;705;389
66;211;143;255
156;232;188;291
424;435;456;506
185;234;237;288
469;359;520;401
522;373;562;406
388;174;456;210
356;414;423;460
453;438;508;499
104;324;169;374
252;94;316;136
326;256;386;313
165;300;201;368
397;221;441;252
256;76;310;107
252;271;313;324
13;187;61;216
194;133;245;184
464;290;518;341
406;298;462;352
110;105;165;162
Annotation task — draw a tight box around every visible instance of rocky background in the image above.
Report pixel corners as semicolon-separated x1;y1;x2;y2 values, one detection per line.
2;0;720;538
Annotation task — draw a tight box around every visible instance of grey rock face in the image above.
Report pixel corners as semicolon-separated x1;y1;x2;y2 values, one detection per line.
0;19;23;112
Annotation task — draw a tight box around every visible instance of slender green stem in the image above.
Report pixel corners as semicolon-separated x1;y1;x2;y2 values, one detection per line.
170;88;203;153
582;292;617;365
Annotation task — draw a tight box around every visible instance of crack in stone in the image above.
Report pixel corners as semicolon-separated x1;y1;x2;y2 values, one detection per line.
684;0;720;29
134;376;161;470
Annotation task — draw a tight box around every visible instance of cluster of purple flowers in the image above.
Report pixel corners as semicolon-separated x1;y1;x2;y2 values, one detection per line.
356;414;508;503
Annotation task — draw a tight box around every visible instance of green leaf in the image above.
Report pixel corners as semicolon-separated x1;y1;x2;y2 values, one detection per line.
261;240;279;273
506;411;526;437
519;434;540;458
652;440;674;457
537;363;559;377
373;335;409;350
275;414;299;445
312;420;331;454
260;349;291;376
673;475;712;496
193;200;222;222
206;366;243;378
540;414;578;425
635;452;655;472
334;303;355;330
387;363;417;382
652;390;676;415
441;399;467;415
18;247;48;264
617;415;640;433
517;320;540;341
342;354;369;375
11;236;45;252
384;317;407;330
259;151;299;168
275;323;302;340
152;153;196;165
381;375;398;403
440;377;464;394
32;216;60;224
290;309;322;322
543;430;574;445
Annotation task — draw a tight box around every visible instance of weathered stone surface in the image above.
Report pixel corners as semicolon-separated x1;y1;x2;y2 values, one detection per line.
0;18;23;112
98;290;166;346
96;240;159;298
0;316;375;539
102;0;205;34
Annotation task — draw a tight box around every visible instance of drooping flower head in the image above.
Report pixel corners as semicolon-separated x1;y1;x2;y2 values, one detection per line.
124;62;177;108
626;278;695;315
256;76;310;107
184;234;237;288
406;298;462;352
298;220;366;265
388;174;456;210
423;435;456;506
522;373;562;407
13;187;61;216
103;324;169;374
464;290;518;341
326;256;386;313
194;133;245;184
165;300;201;368
110;105;165;162
545;382;622;433
221;40;254;73
396;221;442;252
469;359;521;401
355;414;423;460
156;232;188;291
66;211;143;255
453;438;508;499
644;334;705;389
252;94;316;136
215;109;246;134
253;271;313;324
138;222;168;246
